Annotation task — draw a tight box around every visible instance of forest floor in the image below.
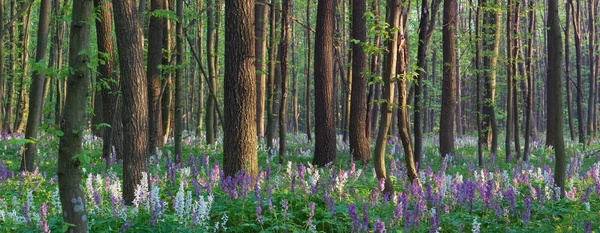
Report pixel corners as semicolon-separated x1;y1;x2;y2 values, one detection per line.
1;132;600;232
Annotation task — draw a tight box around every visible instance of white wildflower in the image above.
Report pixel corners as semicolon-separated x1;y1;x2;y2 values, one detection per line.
86;173;95;205
472;217;481;233
132;172;149;208
52;187;62;211
175;182;186;223
584;202;590;212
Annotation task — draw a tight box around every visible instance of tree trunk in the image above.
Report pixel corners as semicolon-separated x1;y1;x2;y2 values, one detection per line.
266;2;276;153
366;0;380;140
373;0;402;194
174;0;184;163
21;0;51;172
573;0;585;144
304;0;312;141
397;10;421;186
476;0;483;166
350;0;371;164
440;0;457;157
586;0;596;144
113;0;149;205
3;0;16;133
14;5;32;134
524;0;535;161
481;0;500;153
256;0;268;138
223;0;258;178
205;0;217;145
147;0;165;156
57;0;93;231
547;0;566;196
312;0;336;167
278;0;291;163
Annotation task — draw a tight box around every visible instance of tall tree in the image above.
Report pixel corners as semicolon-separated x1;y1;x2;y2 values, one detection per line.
396;6;421;186
21;0;51;172
524;0;535;160
205;0;217;144
304;0;312;141
586;0;596;143
349;0;371;164
373;0;402;193
266;1;276;153
481;0;500;153
223;0;258;178
278;0;291;163
505;0;514;161
566;0;576;140
439;0;457;157
256;0;268;138
57;0;93;231
476;0;483;166
113;0;150;205
312;0;336;167
147;0;165;156
14;4;32;133
547;0;566;196
573;0;585;144
174;0;184;162
413;0;441;167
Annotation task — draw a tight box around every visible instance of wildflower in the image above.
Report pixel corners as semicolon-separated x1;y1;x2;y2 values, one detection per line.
374;218;386;233
472;217;480;233
282;199;289;221
119;220;132;232
307;202;316;232
132;172;149;208
348;204;360;232
256;205;263;225
361;204;369;232
522;196;532;225
39;203;49;233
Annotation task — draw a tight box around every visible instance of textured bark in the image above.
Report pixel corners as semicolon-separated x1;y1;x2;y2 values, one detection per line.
565;0;576;140
505;0;514;161
94;0;121;161
21;0;51;172
349;0;371;164
481;0;500;153
476;0;483;166
57;0;93;231
205;0;217;145
174;0;184;162
255;0;268;138
278;0;291;163
373;0;402;194
547;0;566;196
439;0;457;157
312;0;336;167
413;0;440;167
147;0;165;156
113;0;149;205
0;0;4;132
223;0;258;178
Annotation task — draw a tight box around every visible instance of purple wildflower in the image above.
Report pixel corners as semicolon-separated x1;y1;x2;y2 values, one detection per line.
119;221;132;232
522;196;531;225
39;203;49;233
348;204;360;232
256;205;264;225
374;218;386;233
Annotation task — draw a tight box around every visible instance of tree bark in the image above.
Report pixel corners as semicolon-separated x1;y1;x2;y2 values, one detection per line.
147;0;165;156
481;0;500;153
312;0;336;167
174;0;184;163
440;0;457;157
113;0;149;205
547;0;566;196
586;0;596;144
57;0;93;231
205;0;217;145
278;0;291;163
21;0;51;172
223;0;258;178
256;0;268;138
304;0;312;141
524;0;535;161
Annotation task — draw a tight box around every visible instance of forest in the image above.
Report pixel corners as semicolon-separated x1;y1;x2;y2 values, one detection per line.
0;0;599;232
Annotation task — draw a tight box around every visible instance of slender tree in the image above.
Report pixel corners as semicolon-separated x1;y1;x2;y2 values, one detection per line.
113;0;150;205
256;0;268;138
174;0;184;162
524;0;535;160
586;0;595;143
278;0;291;163
439;0;457;157
205;0;217;144
373;0;402;193
481;0;500;153
147;0;165;156
547;0;566;196
304;0;312;141
21;0;51;172
57;0;93;231
223;0;258;178
349;0;371;164
312;0;336;167
413;0;441;167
